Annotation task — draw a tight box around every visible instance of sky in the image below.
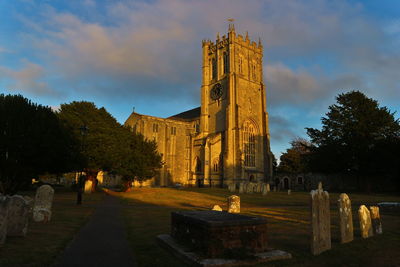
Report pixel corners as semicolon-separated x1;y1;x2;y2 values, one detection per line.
1;0;399;159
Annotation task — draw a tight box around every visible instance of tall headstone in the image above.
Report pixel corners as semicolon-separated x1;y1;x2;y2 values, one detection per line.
33;185;54;223
0;195;10;246
256;183;263;193
266;183;270;192
84;180;93;194
369;206;382;235
358;205;373;238
228;183;236;193
239;182;244;194
337;193;353;243
7;195;33;237
262;184;268;195
227;195;240;213
288;189;291;195
310;182;331;255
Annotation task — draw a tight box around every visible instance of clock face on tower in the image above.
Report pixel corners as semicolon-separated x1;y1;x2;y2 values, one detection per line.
210;83;223;100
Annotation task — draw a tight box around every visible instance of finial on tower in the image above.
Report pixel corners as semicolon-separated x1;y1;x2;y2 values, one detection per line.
258;37;262;47
245;31;249;41
217;32;220;40
227;18;235;32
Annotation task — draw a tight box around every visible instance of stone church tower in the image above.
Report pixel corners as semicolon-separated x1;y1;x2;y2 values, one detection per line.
125;24;273;187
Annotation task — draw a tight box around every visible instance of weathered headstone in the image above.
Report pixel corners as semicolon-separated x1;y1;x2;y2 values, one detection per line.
310;182;331;255
239;182;244;194
84;180;93;193
273;186;277;192
33;185;54;223
0;195;10;245
266;183;270;192
358;205;373;238
246;183;254;194
228;183;236;193
288;189;291;195
212;205;222;211
337;193;353;243
262;184;268;195
7;195;33;237
227;195;240;213
258;183;263;193
369;206;382;235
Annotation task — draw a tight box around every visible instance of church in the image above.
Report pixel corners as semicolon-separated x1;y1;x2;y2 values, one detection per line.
125;24;273;187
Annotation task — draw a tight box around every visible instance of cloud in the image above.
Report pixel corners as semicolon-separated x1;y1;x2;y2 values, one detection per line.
0;62;61;97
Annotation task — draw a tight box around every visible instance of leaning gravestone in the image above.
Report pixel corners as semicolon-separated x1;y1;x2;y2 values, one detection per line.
337;193;353;243
228;195;240;213
310;182;331;255
7;195;33;237
0;195;10;245
369;206;382;235
358;205;373;238
33;185;54;223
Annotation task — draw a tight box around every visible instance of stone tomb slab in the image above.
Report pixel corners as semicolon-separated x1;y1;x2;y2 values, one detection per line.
158;210;291;266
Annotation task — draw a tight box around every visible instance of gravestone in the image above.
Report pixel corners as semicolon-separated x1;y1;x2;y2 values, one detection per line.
212;205;222;211
227;195;240;213
239;182;244;194
228;183;236;193
310;182;331;255
0;195;10;246
273;186;276;192
358;205;373;238
266;183;270;193
246;183;254;194
337;193;353;243
33;185;54;222
7;195;33;237
288;190;291;195
262;184;268;195
369;206;382;235
256;183;263;193
84;180;93;193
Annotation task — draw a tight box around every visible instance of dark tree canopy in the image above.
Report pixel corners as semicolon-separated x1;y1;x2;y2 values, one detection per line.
58;101;162;185
306;91;400;189
0;94;79;194
277;138;310;174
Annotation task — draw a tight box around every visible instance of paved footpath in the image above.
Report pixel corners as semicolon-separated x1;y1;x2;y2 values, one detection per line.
55;194;136;267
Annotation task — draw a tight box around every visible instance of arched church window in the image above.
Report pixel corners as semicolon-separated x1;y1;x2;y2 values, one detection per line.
212;158;219;173
238;57;243;74
297;176;303;184
223;52;229;74
212;58;217;80
243;121;256;167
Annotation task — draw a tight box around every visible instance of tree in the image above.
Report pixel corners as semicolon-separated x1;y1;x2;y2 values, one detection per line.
0;94;79;194
277;138;310;174
306;91;400;191
58;101;162;189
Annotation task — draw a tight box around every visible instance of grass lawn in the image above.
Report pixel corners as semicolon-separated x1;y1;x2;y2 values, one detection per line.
117;188;400;267
0;188;104;267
